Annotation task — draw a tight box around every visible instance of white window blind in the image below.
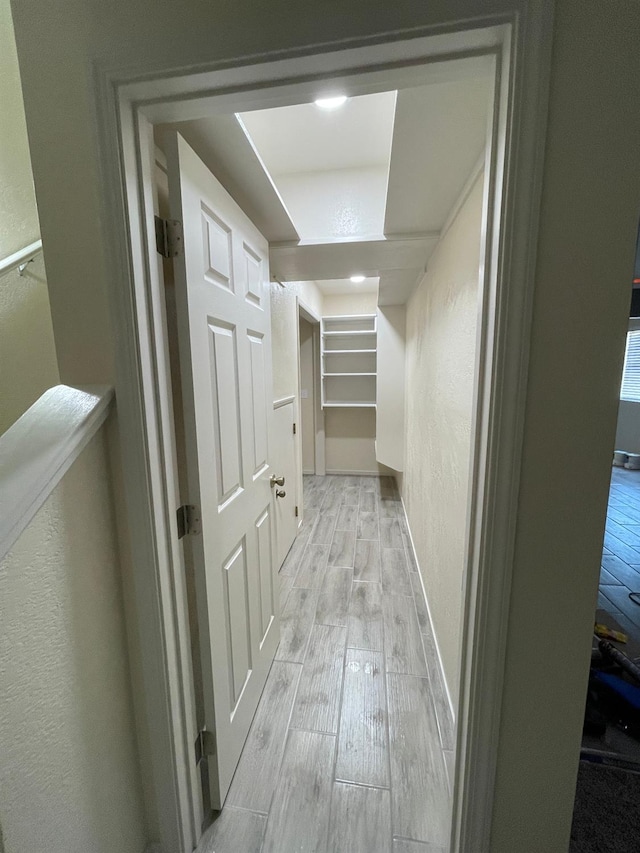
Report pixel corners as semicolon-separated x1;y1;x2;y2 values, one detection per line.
621;330;640;402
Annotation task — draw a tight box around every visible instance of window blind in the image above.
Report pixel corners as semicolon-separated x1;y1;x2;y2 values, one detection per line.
621;330;640;402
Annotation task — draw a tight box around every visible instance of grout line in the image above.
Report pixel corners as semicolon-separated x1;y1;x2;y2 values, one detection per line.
334;777;391;792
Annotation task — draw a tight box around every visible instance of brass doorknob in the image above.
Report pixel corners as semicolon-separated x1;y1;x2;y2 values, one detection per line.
270;474;285;487
276;489;286;498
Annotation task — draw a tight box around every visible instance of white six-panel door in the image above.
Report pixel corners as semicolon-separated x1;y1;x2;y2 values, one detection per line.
165;132;279;808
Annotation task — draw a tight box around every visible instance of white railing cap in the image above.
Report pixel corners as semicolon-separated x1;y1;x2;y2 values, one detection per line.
0;384;114;562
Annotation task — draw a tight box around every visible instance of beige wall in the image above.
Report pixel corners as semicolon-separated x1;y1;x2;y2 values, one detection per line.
0;429;147;853
270;280;322;401
322;292;378;316
10;0;640;849
402;172;483;706
615;400;640;453
0;0;58;433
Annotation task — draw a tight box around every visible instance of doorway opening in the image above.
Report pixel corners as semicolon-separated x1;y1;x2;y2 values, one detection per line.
571;223;640;853
103;19;551;853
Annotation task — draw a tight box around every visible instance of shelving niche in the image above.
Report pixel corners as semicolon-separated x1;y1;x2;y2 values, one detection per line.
321;314;377;408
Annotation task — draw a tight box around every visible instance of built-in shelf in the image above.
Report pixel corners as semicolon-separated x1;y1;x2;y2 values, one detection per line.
321;314;377;409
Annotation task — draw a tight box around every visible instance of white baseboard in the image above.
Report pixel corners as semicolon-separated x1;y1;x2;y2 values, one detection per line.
325;468;385;476
400;496;455;725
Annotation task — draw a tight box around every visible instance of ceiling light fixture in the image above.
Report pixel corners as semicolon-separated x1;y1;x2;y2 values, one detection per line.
315;95;348;110
350;275;365;283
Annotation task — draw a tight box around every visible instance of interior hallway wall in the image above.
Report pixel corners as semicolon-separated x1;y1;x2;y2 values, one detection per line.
401;170;484;707
0;427;147;853
0;0;58;434
270;280;323;401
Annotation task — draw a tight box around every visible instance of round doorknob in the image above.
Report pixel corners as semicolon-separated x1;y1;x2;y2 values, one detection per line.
270;474;285;487
275;489;286;498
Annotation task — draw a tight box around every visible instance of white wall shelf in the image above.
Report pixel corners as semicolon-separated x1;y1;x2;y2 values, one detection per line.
321;314;377;408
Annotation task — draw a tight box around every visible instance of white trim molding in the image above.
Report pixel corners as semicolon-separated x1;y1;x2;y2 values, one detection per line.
0;384;113;562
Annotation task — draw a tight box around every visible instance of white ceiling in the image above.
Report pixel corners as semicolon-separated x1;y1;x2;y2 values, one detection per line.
238;91;397;177
315;277;379;296
162;60;493;303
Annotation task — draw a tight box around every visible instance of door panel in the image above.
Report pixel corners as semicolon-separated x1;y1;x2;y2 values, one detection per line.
273;400;299;567
166;132;279;808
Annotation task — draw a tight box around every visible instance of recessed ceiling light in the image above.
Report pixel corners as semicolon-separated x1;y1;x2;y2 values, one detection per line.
315;95;348;110
350;275;365;283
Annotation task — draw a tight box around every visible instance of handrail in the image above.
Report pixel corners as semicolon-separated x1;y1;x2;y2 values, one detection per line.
0;239;43;278
0;384;114;562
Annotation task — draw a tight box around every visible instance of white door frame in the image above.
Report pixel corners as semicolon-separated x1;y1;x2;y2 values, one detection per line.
94;12;553;852
297;298;324;481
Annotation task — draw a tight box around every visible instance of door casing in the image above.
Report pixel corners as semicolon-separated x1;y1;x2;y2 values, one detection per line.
96;16;553;853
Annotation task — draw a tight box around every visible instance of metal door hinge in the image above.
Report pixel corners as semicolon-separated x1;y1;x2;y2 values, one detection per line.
295;506;299;518
177;504;201;539
155;215;183;258
293;422;297;435
195;728;216;766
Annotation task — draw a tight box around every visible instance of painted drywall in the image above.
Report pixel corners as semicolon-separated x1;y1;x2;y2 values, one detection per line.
402;170;483;707
270;280;323;401
322;292;379;316
0;428;146;853
299;317;315;472
0;0;58;433
275;167;388;241
10;0;640;850
376;305;406;472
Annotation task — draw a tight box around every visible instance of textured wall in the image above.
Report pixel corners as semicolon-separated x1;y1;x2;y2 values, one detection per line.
402;172;483;706
299;317;316;472
270;280;323;401
0;428;147;853
322;292;378;316
0;0;58;433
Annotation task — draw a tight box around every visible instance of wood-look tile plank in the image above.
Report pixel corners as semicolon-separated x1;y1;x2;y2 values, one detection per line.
348;582;384;651
197;806;265;853
336;504;358;532
387;673;450;846
357;511;379;541
378;497;400;518
280;533;308;577
327;782;391;853
293;543;330;589
403;535;419;573
261;729;335;853
329;529;356;568
280;572;295;610
360;491;377;512
380;517;404;549
322;490;343;513
443;749;455;794
429;662;455;751
335;648;389;786
410;572;430;633
600;567;622;586
602;554;640;588
276;587;319;663
312;514;338;545
227;661;302;813
304;488;325;510
383;593;428;677
290;623;347;733
603;532;640;564
343;486;361;506
354;539;382;583
381;548;412;597
600;585;640;629
393;839;446;853
606;519;640;549
316;568;353;627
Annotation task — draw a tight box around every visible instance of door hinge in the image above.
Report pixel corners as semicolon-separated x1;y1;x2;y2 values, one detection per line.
176;504;201;539
195;728;216;766
295;506;299;518
154;215;183;258
293;422;297;435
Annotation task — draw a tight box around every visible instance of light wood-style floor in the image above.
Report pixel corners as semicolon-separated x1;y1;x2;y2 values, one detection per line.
599;466;640;648
197;474;453;853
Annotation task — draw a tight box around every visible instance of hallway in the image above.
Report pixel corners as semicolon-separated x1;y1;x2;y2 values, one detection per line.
197;474;453;853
